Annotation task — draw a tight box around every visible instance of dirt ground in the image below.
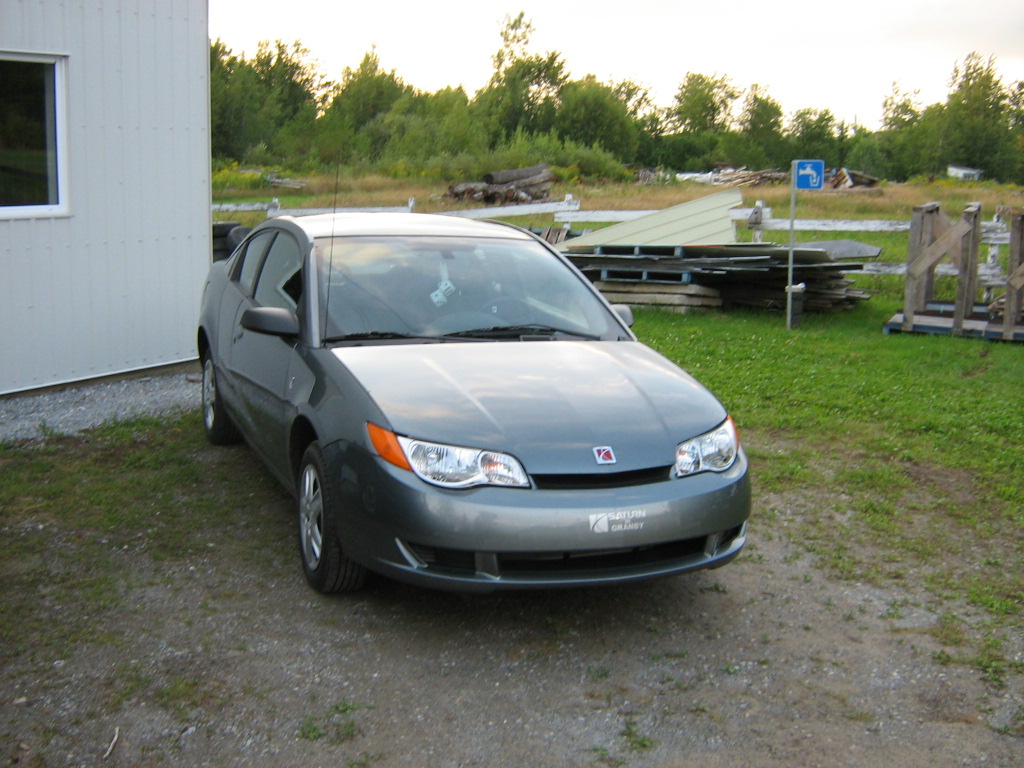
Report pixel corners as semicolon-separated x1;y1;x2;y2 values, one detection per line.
3;438;1023;768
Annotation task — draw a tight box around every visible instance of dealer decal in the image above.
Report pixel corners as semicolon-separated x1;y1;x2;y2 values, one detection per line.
590;508;646;534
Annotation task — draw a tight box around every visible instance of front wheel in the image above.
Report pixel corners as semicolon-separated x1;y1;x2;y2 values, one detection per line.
297;443;368;593
201;351;240;445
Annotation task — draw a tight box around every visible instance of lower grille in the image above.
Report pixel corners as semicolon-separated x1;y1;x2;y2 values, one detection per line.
405;527;742;578
499;537;705;573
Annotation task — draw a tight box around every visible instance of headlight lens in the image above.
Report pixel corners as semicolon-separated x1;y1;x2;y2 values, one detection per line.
674;417;739;477
395;435;530;489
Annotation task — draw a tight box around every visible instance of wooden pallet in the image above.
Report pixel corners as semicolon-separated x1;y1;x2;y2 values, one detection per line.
594;280;722;312
885;312;1024;341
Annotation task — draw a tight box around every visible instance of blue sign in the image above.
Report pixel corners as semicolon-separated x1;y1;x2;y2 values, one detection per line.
795;159;825;190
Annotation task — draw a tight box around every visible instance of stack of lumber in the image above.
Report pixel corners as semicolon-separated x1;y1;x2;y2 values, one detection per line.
447;164;553;204
828;167;880;189
564;243;872;313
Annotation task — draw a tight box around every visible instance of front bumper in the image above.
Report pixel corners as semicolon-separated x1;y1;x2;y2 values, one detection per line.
329;443;751;592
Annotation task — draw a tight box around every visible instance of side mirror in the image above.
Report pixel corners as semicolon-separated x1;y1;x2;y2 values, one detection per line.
612;304;634;328
241;306;300;337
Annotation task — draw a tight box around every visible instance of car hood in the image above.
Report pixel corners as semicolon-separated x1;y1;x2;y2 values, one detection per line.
332;341;728;474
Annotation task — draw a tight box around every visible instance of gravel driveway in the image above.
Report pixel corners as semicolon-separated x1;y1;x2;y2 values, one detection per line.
0;367;200;443
2;368;1021;767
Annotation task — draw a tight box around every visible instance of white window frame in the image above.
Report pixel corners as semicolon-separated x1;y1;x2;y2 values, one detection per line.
0;50;70;220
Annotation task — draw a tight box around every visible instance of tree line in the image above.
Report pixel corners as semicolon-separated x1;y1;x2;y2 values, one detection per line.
210;13;1024;184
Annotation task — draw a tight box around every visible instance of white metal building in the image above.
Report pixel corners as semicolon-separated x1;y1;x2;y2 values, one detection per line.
1;0;211;394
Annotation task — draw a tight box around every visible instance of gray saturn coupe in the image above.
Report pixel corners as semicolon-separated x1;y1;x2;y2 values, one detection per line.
198;212;750;593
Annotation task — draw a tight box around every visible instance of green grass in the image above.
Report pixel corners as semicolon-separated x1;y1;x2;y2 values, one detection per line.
0;412;285;663
633;293;1023;680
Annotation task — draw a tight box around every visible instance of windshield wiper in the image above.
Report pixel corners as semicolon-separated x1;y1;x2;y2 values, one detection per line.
324;331;443;344
442;324;601;341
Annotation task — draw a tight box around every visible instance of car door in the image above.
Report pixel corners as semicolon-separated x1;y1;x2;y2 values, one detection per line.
228;228;305;469
215;229;277;416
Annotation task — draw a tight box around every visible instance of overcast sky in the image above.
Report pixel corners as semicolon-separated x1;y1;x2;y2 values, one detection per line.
208;0;1024;130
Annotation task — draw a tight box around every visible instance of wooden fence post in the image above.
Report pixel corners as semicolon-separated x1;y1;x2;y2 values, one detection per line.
903;202;941;331
953;202;982;335
1005;210;1024;341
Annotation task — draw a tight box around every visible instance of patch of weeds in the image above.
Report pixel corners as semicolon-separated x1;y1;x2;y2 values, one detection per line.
298;716;325;741
966;584;1021;617
880;599;906;620
977;659;1007;688
331;698;363;715
297;699;369;745
930;613;968;648
853;498;899;535
589;746;627;767
155;676;206;719
619;717;654;752
107;664;153;709
650;649;688;661
587;665;612;682
329;718;362;745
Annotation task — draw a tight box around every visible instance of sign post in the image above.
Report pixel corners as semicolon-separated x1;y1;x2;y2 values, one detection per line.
788;159;825;329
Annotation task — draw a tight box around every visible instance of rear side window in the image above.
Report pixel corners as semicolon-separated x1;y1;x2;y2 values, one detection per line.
235;230;276;295
253;232;303;310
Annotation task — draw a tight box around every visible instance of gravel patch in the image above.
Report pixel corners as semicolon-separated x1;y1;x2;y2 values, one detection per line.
0;368;201;443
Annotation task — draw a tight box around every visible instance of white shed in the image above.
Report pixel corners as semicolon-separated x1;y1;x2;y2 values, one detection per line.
0;0;211;394
947;166;983;181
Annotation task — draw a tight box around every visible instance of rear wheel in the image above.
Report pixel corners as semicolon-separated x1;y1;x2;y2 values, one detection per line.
201;351;240;445
297;442;368;593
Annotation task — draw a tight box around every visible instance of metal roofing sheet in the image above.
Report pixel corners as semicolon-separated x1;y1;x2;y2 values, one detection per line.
559;189;743;249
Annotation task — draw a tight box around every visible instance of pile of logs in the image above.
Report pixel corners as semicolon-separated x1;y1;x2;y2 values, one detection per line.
714;169;789;186
447;164;554;204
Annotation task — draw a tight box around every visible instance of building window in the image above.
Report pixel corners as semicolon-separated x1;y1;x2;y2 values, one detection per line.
0;53;68;218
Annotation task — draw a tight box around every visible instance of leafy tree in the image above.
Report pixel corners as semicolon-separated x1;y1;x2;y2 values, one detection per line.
670;73;738;134
737;84;785;167
210;40;281;161
378;87;489;170
209;39;325;163
474;12;567;141
324;50;411;133
251;40;327;118
786;108;844;166
941;52;1017;180
881;83;921;131
870;83;926;180
612;79;664;167
554;77;638;161
656;131;720;172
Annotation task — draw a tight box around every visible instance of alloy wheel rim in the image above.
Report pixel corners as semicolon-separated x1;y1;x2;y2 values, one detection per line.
299;463;324;570
202;358;217;430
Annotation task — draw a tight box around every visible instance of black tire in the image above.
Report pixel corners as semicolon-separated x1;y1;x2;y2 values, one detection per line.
201;351;241;445
297;442;368;593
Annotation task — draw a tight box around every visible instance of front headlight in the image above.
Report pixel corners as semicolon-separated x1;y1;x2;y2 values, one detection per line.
368;423;529;489
674;417;739;477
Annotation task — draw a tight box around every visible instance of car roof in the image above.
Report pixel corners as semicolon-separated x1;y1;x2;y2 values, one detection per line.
266;212;536;241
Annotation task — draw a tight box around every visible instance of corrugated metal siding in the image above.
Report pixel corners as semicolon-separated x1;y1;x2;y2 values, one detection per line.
0;0;211;394
560;190;744;248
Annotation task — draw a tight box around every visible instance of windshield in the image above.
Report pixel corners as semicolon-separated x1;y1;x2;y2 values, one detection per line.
313;235;624;342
